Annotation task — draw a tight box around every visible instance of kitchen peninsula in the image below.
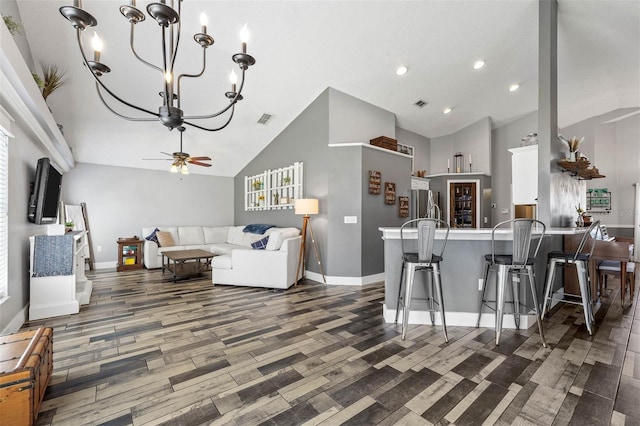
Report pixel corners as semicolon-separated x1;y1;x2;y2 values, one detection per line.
379;226;587;329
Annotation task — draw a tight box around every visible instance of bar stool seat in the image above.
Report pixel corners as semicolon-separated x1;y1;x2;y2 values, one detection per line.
477;219;547;347
395;218;450;342
541;220;601;335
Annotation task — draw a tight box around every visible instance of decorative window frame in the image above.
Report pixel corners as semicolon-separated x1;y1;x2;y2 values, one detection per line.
244;162;303;211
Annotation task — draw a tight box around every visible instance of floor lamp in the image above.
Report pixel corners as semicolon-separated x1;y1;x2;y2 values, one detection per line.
294;198;326;285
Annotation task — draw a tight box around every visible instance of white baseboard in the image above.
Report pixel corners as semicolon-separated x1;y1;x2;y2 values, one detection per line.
2;303;28;334
304;271;384;286
382;303;536;329
94;261;117;270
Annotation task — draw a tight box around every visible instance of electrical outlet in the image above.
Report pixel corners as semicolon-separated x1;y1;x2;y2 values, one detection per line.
501;208;509;214
97;246;102;252
478;278;484;291
484;216;488;224
344;216;357;224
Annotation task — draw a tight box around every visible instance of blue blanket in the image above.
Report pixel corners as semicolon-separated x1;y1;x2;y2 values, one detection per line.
33;234;74;277
242;224;275;235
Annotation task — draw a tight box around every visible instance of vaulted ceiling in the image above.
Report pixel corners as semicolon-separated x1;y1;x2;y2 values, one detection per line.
15;0;640;176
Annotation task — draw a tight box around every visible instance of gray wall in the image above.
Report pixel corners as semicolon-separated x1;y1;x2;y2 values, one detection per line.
396;127;430;174
430;117;492;175
490;108;639;229
561;108;640;227
491;111;539;224
234;87;401;279
63;163;234;265
234;89;330;272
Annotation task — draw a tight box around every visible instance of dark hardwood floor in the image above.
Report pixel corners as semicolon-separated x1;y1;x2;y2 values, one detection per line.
21;268;638;425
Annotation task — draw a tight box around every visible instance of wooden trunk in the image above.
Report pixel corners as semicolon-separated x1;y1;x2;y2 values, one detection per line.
0;327;53;425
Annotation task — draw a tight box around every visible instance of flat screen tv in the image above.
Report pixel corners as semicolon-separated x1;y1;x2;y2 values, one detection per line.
27;157;63;225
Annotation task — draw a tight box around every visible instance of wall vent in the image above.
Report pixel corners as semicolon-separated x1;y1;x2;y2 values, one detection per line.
257;113;272;125
414;100;428;108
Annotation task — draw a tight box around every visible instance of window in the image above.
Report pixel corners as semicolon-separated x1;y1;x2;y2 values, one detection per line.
0;129;7;301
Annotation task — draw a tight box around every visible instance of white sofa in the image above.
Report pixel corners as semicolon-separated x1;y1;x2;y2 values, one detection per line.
141;225;302;289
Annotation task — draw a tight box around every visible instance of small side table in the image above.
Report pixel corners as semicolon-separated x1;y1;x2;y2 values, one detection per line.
116;238;144;272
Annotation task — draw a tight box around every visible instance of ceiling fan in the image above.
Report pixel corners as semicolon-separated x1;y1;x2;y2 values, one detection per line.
144;126;211;174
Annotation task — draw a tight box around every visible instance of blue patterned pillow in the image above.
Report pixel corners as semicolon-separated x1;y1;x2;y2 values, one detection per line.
145;228;160;245
251;236;269;250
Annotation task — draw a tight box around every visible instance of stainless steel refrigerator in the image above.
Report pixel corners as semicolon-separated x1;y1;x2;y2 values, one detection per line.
411;189;439;220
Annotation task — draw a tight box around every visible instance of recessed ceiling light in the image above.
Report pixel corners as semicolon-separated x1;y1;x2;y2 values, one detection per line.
396;66;408;76
443;107;452;114
509;84;520;92
473;60;485;70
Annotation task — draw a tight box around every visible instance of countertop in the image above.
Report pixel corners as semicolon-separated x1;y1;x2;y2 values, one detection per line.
379;226;587;241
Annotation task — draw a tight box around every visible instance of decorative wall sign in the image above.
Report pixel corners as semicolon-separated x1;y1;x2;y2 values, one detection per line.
369;170;381;194
384;182;396;205
399;196;409;217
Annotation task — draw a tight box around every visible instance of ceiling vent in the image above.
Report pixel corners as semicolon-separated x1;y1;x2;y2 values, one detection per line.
414;100;428;108
257;113;272;125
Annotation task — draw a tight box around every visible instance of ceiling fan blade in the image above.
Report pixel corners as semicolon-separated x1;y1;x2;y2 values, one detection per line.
160;152;174;157
188;160;212;167
143;158;174;161
188;156;212;161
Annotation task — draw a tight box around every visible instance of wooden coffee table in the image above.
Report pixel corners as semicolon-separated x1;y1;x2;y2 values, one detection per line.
161;249;216;283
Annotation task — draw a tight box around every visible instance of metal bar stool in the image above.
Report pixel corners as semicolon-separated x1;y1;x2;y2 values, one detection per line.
541;220;601;335
476;219;547;347
395;218;450;342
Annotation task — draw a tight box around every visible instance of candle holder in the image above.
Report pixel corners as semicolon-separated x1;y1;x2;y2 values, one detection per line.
454;153;464;173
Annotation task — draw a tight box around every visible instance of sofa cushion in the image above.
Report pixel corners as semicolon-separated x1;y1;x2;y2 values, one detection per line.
266;228;301;251
251;236;269;250
210;243;252;256
145;227;160;245
227;226;265;247
178;226;205;245
156;231;176;247
203;226;229;244
212;255;232;269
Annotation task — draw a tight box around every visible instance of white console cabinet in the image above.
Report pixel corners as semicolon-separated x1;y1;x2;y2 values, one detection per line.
508;145;538;205
29;231;93;320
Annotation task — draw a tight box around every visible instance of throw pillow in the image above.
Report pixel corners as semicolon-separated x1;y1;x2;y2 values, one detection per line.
251;236;269;250
156;231;175;247
145;228;160;245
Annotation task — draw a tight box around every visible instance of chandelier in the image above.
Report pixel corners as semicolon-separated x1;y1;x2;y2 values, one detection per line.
59;0;255;132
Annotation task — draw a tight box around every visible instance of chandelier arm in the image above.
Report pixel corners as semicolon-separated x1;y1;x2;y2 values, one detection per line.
129;22;163;73
177;49;207;110
169;0;181;74
161;27;172;107
184;105;236;132
95;83;159;121
76;29;159;118
183;69;245;120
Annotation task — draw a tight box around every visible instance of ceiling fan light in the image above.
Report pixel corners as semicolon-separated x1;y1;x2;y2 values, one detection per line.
181;164;189;175
170;164;178;173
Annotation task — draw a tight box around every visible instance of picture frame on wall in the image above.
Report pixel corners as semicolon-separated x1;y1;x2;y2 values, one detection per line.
385;182;396;205
369;170;381;194
399;196;409;217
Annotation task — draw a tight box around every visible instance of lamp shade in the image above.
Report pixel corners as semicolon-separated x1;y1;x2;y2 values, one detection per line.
294;198;319;215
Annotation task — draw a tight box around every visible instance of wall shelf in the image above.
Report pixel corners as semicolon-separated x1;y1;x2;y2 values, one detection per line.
557;159;605;180
244;162;303;211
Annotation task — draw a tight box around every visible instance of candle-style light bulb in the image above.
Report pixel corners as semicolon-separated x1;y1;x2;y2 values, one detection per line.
165;71;172;84
240;23;249;54
200;13;208;34
229;70;238;92
91;32;103;62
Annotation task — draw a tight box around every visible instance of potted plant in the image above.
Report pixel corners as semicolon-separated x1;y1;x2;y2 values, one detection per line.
283;176;291;185
64;221;74;233
38;63;67;101
3;15;24;36
273;192;279;204
252;180;263;190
